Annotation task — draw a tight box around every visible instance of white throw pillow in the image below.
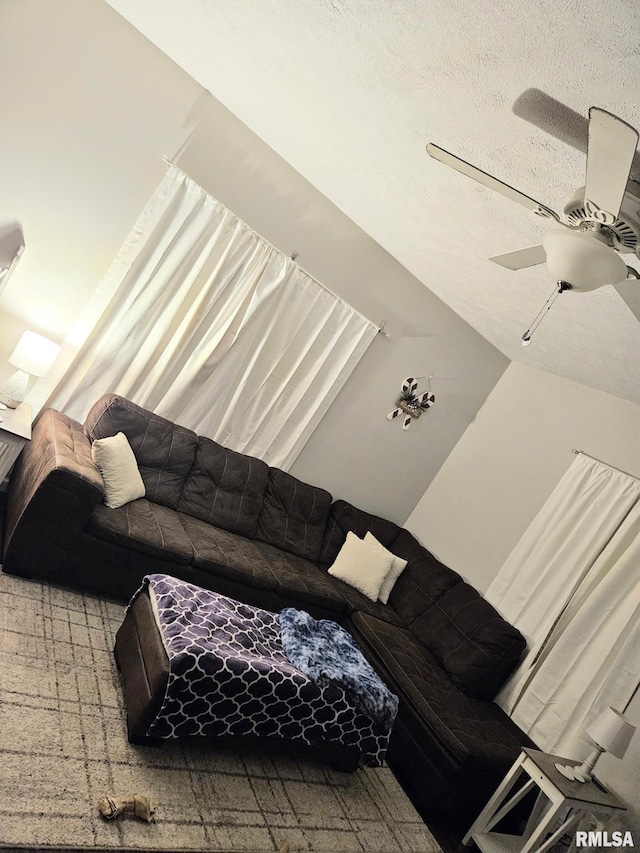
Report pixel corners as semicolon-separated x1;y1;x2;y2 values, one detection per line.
364;532;408;604
328;531;395;601
91;432;145;509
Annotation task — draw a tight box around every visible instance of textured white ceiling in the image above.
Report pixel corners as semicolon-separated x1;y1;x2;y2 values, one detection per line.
105;0;640;403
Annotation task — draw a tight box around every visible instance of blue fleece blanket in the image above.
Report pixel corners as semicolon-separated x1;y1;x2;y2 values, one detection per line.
278;607;398;730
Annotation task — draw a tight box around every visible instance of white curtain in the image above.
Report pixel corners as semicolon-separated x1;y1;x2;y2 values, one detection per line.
510;498;640;754
49;165;377;468
486;453;640;724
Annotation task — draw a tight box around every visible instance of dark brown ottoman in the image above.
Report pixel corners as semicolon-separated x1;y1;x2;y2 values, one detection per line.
113;585;361;770
114;586;169;745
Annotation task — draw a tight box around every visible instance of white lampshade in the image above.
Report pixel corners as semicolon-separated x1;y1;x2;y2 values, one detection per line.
586;707;636;759
555;706;636;783
542;227;629;292
9;330;61;378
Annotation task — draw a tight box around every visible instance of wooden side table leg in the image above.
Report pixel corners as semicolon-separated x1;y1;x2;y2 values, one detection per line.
524;789;555;838
541;810;585;853
463;752;527;845
521;799;568;853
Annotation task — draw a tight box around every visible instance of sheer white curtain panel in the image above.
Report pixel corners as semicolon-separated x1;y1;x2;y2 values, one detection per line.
49;165;377;468
486;452;640;716
509;497;640;753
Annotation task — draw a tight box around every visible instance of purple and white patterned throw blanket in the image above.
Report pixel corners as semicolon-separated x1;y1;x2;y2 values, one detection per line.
132;574;395;766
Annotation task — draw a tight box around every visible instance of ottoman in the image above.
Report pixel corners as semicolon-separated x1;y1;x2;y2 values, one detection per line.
114;585;170;746
113;579;378;771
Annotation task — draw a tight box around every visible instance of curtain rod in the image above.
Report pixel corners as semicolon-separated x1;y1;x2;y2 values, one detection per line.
572;449;639;481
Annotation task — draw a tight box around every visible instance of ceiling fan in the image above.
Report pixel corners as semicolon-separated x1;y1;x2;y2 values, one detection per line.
427;107;640;342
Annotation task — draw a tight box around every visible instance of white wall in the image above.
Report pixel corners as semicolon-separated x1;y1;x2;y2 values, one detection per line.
0;0;508;524
0;0;199;348
407;361;640;591
407;361;640;831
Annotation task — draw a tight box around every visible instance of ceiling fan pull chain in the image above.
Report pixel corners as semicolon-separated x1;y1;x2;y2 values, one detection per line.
521;283;567;346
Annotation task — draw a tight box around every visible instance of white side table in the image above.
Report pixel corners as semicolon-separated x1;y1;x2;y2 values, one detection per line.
463;747;626;853
0;402;32;484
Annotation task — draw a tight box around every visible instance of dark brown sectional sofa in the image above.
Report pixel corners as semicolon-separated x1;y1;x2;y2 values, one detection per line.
3;393;534;820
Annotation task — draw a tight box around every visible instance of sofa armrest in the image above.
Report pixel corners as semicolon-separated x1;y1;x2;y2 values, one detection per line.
3;408;105;579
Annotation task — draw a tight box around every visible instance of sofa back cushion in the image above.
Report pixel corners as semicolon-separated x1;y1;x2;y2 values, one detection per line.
410;581;526;700
318;499;402;566
84;394;198;510
177;436;269;538
256;468;332;561
388;528;462;624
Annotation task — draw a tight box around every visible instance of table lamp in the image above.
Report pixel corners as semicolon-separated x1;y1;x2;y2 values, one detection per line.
0;330;61;409
555;707;636;783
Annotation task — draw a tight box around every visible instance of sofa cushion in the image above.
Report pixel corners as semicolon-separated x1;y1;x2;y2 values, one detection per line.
179;512;277;592
251;540;348;617
350;611;531;774
86;499;193;564
328;576;406;627
84;394;198;510
318;499;402;566
256;468;332;562
410;582;526;700
389;529;462;624
177;437;269;538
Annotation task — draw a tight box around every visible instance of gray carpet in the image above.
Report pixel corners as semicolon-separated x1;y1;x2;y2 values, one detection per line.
0;570;442;853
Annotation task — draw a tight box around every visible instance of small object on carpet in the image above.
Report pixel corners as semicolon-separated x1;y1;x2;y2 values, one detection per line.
98;793;156;822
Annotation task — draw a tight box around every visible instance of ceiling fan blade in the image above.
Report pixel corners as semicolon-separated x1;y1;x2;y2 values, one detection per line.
426;143;559;221
584;108;639;222
489;245;546;270
613;276;640;322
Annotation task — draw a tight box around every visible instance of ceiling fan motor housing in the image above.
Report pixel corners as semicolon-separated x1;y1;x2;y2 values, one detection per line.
563;183;640;253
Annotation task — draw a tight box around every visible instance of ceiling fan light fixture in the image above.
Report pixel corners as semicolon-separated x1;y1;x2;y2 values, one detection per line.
542;226;629;292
